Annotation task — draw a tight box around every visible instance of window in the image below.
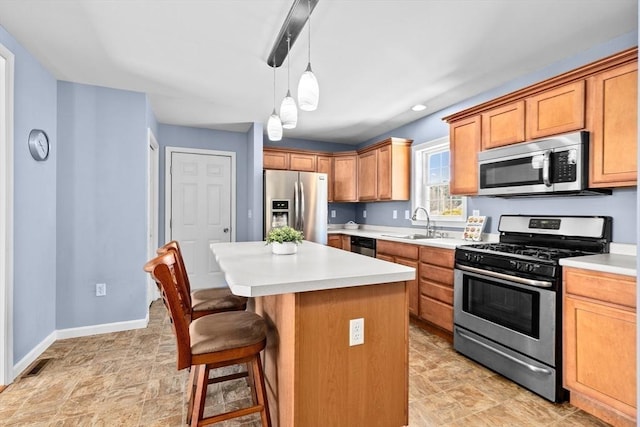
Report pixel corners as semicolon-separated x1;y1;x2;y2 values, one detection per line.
411;136;466;226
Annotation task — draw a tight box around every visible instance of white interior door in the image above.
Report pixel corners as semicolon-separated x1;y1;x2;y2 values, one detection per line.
169;150;234;290
146;130;159;305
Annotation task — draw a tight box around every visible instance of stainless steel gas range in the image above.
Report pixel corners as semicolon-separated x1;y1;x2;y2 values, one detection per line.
453;215;612;402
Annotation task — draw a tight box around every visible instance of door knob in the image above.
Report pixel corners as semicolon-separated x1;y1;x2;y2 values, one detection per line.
223;228;229;233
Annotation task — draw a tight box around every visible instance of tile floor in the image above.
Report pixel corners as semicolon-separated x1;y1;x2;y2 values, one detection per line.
0;301;611;426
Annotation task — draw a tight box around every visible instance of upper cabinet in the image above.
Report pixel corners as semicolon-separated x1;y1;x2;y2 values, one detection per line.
450;116;481;196
525;80;585;140
316;155;334;202
263;149;290;170
289;152;316;172
481;100;525;150
444;47;638;193
358;137;412;201
333;152;358;202
588;61;638;188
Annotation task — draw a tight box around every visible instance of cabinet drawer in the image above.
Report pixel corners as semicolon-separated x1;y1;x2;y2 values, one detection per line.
419;246;454;268
377;240;419;260
419;295;453;332
419;262;453;286
564;268;636;309
419;280;453;305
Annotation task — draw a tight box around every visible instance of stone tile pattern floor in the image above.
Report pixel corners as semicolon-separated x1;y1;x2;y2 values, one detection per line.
0;301;611;426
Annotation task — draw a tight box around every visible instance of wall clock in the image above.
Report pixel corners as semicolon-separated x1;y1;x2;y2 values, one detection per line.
28;129;49;161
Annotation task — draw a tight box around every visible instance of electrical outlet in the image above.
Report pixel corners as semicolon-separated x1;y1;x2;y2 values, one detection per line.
349;318;364;346
331;210;336;218
405;210;410;220
362;210;367;218
96;283;106;297
392;210;397;219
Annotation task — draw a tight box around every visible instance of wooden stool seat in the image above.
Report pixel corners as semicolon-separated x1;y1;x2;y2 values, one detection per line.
189;311;266;358
191;288;248;315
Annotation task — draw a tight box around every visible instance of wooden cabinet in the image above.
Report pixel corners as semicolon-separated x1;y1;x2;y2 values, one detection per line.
418;246;454;334
327;234;342;249
358;138;412;201
450;116;481;195
264;150;289;170
563;267;636;427
376;240;419;317
481;101;525;150
357;150;378;201
316;155;334;202
289;152;316;172
588;61;638;187
341;235;351;252
525;80;585;140
333;152;358;202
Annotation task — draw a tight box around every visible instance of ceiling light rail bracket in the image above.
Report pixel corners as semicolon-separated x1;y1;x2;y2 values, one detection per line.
267;0;319;67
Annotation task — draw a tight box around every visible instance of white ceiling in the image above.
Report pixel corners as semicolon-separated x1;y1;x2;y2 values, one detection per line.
0;0;637;144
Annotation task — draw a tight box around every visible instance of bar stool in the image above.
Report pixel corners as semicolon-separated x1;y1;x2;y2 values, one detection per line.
157;240;248;318
144;251;271;427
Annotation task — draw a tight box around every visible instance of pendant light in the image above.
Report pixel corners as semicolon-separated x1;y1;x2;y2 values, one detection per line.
267;58;283;141
279;35;298;129
297;0;319;111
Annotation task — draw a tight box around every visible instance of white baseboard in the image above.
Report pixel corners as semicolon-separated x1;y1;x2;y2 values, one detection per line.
11;314;149;381
12;330;56;381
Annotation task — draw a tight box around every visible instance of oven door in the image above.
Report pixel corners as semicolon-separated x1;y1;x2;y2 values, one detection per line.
453;267;557;366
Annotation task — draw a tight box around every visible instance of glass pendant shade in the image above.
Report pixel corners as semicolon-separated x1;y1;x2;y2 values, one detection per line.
298;63;319;111
267;109;283;141
280;90;298;129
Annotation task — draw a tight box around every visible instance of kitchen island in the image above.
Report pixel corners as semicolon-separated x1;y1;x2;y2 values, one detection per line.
210;241;415;427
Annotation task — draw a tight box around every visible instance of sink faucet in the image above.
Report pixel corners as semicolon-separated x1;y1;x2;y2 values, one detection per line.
411;206;434;237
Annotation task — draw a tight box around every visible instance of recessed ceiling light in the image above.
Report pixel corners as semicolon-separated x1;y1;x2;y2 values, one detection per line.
411;104;426;112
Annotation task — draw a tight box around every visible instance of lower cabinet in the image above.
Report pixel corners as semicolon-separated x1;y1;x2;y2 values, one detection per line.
327;234;342;249
563;267;636;427
376;240;419;316
418;246;454;334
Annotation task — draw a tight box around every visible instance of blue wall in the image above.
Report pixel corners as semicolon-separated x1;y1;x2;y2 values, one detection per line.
56;82;148;329
156;124;252;243
0;25;58;364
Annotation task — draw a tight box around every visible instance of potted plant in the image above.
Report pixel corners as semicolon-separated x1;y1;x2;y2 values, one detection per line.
266;226;304;255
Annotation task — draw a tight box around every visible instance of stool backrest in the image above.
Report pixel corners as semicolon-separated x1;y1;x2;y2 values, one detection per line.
144;251;193;370
157;240;193;310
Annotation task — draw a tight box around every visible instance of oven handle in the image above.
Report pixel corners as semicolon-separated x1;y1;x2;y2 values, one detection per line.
456;264;553;288
455;329;552;376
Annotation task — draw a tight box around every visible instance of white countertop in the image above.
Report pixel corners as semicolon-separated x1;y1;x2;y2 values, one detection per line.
210;241;416;297
328;227;474;250
560;253;637;277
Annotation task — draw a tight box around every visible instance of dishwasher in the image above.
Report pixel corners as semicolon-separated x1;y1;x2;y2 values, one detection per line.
350;236;376;257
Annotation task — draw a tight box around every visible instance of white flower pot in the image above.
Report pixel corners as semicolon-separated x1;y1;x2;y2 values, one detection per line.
271;242;298;255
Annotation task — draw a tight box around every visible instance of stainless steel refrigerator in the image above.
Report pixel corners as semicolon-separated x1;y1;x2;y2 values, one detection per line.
264;170;328;244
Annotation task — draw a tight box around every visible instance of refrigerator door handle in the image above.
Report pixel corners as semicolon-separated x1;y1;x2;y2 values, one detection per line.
299;181;305;233
293;180;300;229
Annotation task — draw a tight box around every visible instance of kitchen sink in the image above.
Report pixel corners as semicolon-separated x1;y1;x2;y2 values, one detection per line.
381;233;436;240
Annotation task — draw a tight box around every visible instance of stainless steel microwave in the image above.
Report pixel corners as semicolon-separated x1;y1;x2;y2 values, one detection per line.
478;131;600;196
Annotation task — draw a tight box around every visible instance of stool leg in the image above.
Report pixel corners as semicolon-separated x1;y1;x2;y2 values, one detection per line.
191;364;209;427
252;354;271;427
186;365;200;425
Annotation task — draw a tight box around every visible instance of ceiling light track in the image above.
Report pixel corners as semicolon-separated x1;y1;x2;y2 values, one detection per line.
267;0;319;68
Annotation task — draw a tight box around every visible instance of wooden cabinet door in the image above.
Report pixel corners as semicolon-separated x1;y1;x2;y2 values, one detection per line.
564;296;636;420
481;101;525;150
264;150;289;170
526;80;585;140
333;154;358;202
327;234;342;248
377;145;392;200
589;61;638;187
396;257;419;317
357;150;378;201
289;153;316;172
317;155;334;202
450;116;481;195
341;235;351;252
